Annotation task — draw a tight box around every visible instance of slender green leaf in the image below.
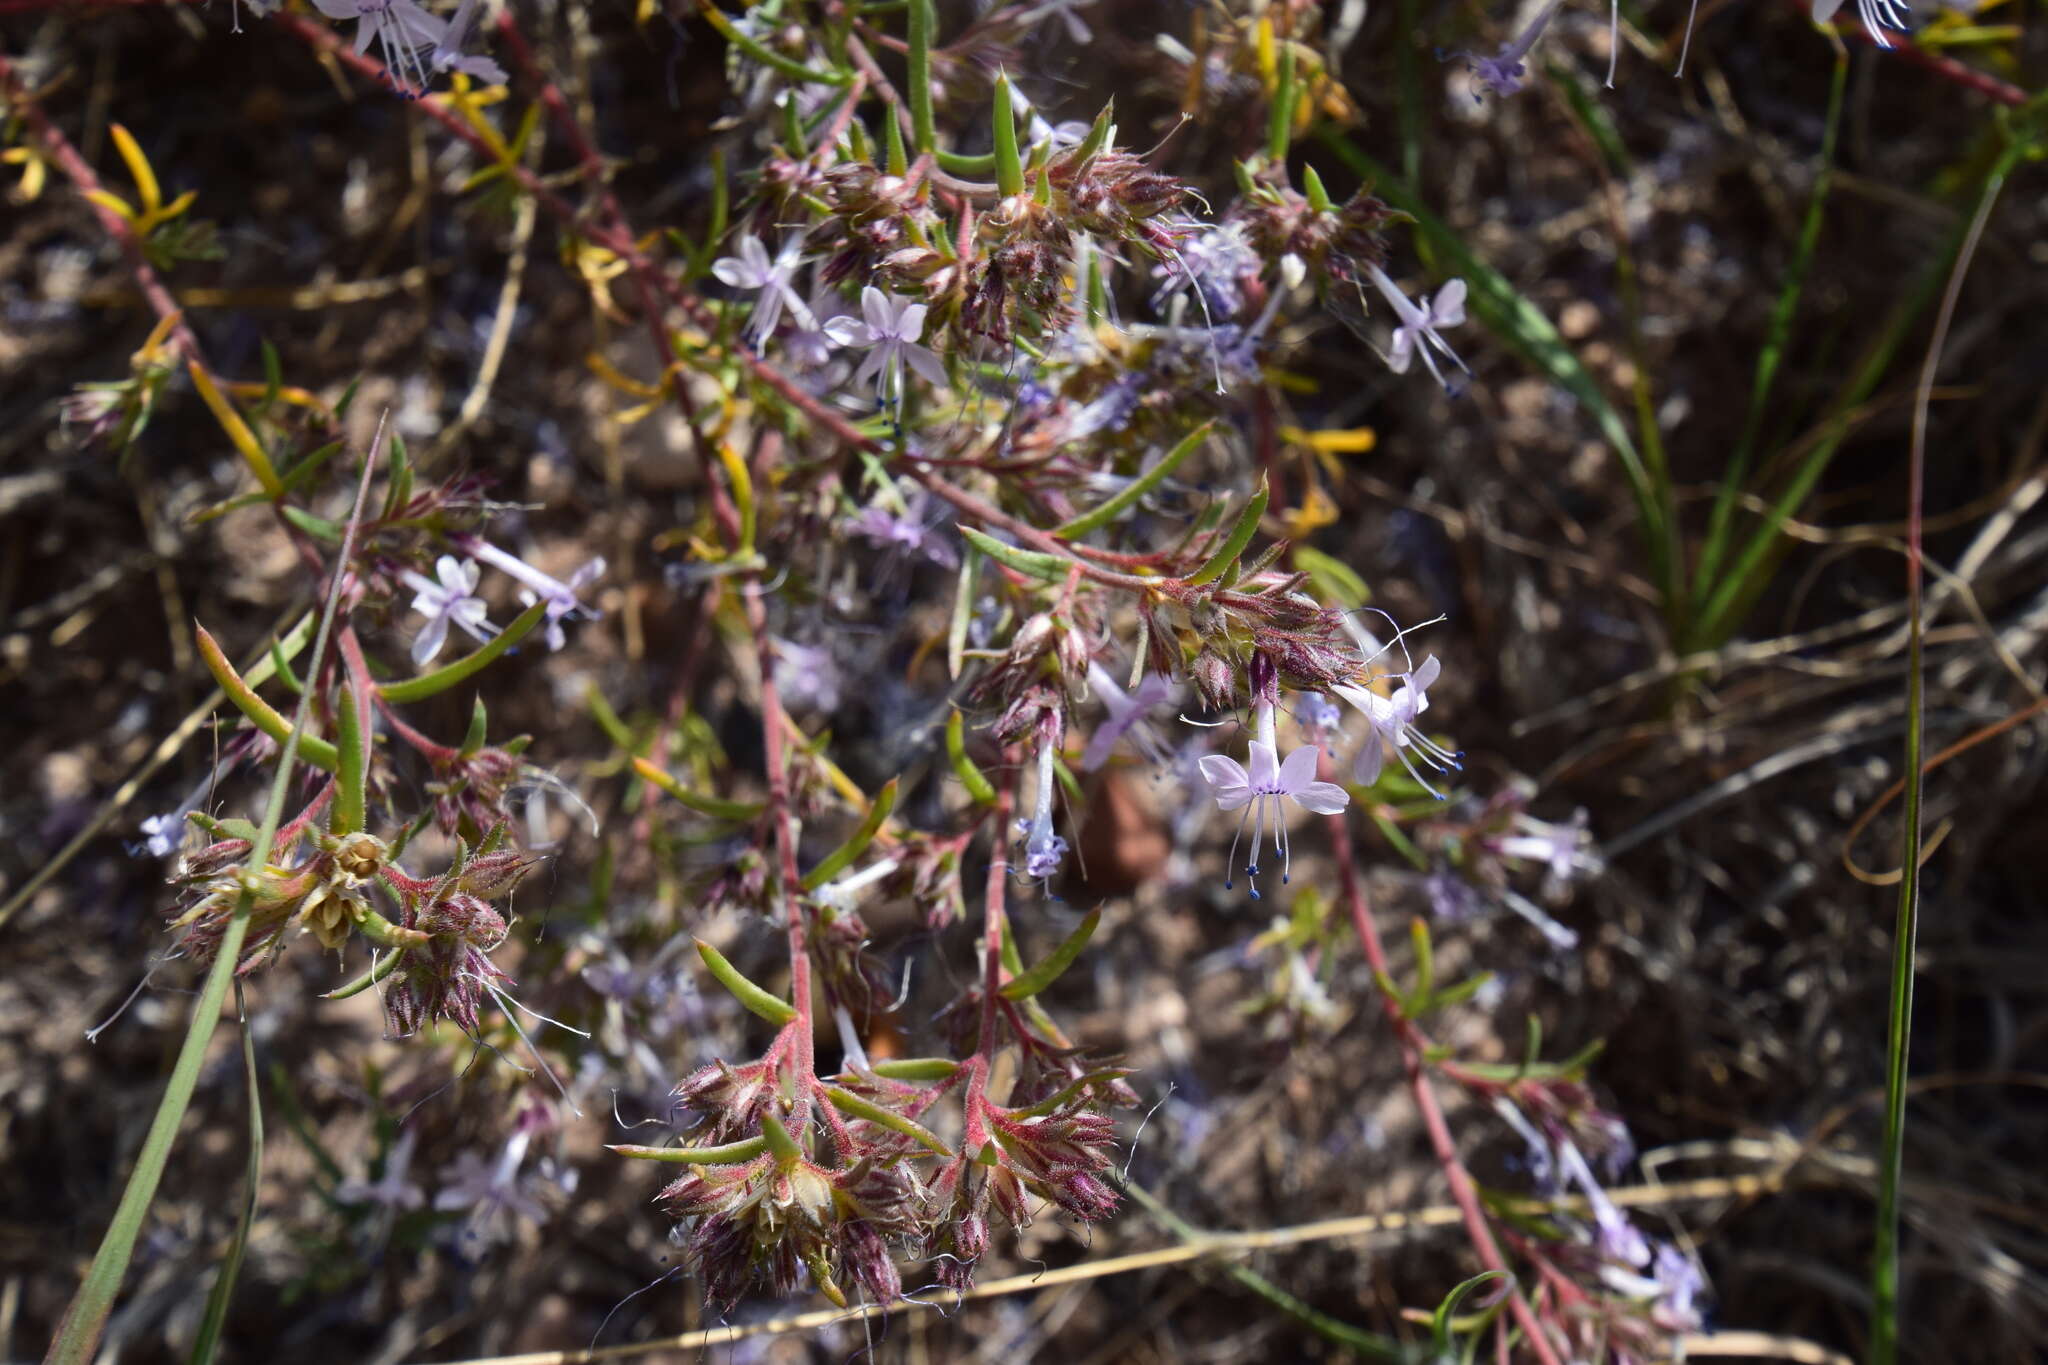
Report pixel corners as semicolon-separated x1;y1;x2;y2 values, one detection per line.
695;938;798;1025
45;420;387;1365
632;756;764;821
187;986;264;1365
194;624;339;771
992;70;1024;197
1054;422;1211;537
869;1057;960;1082
824;1087;951;1155
801;778;899;890
378;598;547;704
1000;908;1101;1000
1183;475;1267;587
957;524;1071;583
946;710;997;805
608;1136;769;1164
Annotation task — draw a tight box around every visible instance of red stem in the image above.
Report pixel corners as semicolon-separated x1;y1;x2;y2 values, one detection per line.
1325;769;1567;1365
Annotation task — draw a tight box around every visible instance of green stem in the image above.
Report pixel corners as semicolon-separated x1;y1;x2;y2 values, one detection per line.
907;0;936;158
45;423;387;1365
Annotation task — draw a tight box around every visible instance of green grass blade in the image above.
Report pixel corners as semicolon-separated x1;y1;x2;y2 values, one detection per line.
1690;139;2023;650
187;985;264;1365
1870;130;2017;1365
44;422;387;1365
1691;48;1847;613
1317;132;1675;609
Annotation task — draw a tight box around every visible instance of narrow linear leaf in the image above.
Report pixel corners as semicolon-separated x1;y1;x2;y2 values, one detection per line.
378;599;548;704
194;624;339;771
992;70;1024;198
957;524;1071;584
187;986;263;1365
332;677;367;836
759;1111;803;1163
801;777;899;890
1001;908;1102;1000
1183;475;1268;587
695;938;798;1025
323;949;402;1001
946;710;997;805
608;1136;769;1164
868;1057;961;1082
695;0;850;85
632;756;764;821
1054;422;1212;538
948;546;979;680
824;1087;952;1155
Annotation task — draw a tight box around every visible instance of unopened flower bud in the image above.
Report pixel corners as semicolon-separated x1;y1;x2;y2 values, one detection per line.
1190;649;1235;710
457;848;536;900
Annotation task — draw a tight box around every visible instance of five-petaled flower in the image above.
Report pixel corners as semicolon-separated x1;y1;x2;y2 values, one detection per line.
711;233;815;345
1365;264;1470;393
401;554;496;667
826;285;949;411
312;0;499;95
454;535;603;652
1812;0;1912;48
1198;700;1349;898
1334;655;1463;799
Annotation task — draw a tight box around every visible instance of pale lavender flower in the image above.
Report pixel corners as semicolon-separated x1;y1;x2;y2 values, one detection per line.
1494;1097;1558;1190
1198;700;1350;898
137;813;187;860
434;1129;549;1246
1558;1137;1651;1268
1650;1243;1707;1328
711;233;815;345
1333;655;1462;798
1014;737;1069;888
825;285;949;410
431;0;508;83
337;1128;425;1211
1364;263;1470;392
1423;868;1485;922
1152;223;1260;319
1081;663;1176;771
312;0;457;95
783;290;848;372
1456;0;1567;98
400;554;496;667
773;637;843;713
454;535;603;651
1499;887;1581;950
848;490;959;568
1490;808;1602;893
